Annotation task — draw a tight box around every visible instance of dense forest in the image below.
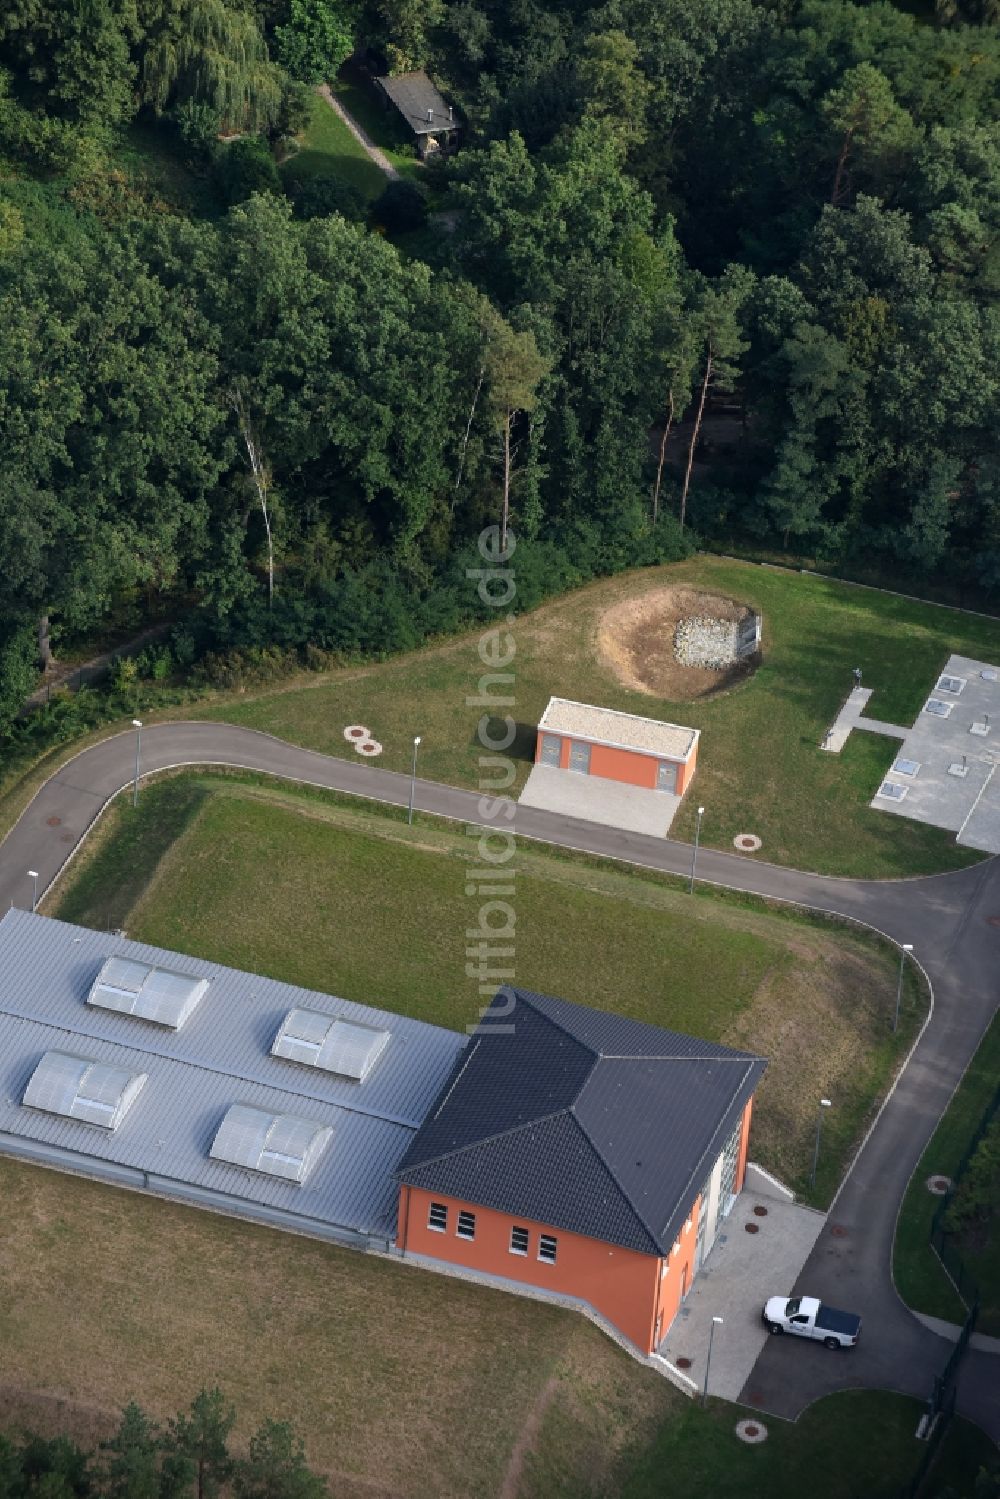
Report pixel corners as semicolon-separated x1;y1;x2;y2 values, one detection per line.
0;0;998;730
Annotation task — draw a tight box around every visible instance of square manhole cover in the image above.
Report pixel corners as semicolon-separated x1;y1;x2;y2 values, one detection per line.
924;698;954;717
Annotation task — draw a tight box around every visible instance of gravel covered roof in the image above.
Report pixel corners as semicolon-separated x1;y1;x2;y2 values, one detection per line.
538;697;698;761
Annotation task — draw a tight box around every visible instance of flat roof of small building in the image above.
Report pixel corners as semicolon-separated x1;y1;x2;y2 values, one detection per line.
538;697;698;762
0;911;466;1244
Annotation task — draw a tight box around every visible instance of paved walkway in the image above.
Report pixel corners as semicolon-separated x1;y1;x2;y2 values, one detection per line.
317;85;398;180
1;722;998;1439
822;689;910;750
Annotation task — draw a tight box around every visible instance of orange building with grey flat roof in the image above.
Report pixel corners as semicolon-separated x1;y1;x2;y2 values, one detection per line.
535;697;699;797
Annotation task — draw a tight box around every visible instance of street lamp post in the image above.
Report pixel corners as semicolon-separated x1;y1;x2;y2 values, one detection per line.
132;719;142;807
893;943;914;1034
408;735;421;826
810;1098;832;1190
689;806;706;895
702;1316;723;1407
27;870;39;913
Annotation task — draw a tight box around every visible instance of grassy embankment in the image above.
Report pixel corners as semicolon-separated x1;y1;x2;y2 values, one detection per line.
203;554;1000;878
894;1010;1000;1334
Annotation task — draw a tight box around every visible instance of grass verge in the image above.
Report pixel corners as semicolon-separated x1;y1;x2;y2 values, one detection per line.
614;1389;995;1499
48;771;926;1204
894;1010;1000;1333
203;555;1000;878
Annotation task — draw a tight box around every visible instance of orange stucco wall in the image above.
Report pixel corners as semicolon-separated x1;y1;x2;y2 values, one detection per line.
676;741;698;795
588;742;659;787
534;729;698;795
736;1095;754;1193
653;1191;704;1347
398;1185;666;1352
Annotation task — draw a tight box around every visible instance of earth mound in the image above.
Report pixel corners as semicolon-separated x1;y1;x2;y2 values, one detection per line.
596;586;759;700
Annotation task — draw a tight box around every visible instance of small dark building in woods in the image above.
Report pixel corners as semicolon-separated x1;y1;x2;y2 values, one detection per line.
375;70;460;158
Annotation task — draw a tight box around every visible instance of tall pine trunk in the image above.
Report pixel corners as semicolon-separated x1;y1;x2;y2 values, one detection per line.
831;128;854;205
500;410;512;557
680;353;712;530
37;614;53;671
652;389;676;524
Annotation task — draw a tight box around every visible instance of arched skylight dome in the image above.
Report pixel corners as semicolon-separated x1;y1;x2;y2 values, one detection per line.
88;955;209;1029
271;1008;390;1081
209;1104;332;1184
23;1051;147;1130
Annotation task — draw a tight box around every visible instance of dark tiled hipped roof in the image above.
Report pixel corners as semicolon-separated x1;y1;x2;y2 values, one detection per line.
376;71;458;136
397;989;766;1256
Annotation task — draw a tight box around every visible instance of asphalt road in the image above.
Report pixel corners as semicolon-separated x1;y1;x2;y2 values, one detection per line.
2;722;997;1438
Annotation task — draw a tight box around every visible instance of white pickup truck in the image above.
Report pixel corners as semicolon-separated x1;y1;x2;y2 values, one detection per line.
762;1295;861;1349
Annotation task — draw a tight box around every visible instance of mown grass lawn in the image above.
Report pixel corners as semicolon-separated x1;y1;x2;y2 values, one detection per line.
51;772;926;1204
614;1390;995;1499
281;89;386;202
894;1010;1000;1334
203;556;1000;878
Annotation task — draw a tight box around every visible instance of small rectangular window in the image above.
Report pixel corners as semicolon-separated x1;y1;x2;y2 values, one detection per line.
510;1225;529;1256
428;1202;448;1232
538;1234;557;1264
457;1210;476;1240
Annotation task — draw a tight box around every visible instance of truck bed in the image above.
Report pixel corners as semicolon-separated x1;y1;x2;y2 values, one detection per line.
816;1304;861;1336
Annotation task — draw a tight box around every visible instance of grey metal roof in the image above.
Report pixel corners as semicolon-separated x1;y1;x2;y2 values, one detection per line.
88;955;209;1029
376;71;458;135
398;988;767;1256
0;910;467;1241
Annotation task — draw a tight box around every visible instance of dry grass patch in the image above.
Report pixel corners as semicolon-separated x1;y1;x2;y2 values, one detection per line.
0;1155;666;1499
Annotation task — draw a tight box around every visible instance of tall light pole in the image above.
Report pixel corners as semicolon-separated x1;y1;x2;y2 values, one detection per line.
689;806;705;895
132;719;142;807
702;1315;723;1407
810;1098;832;1190
893;943;913;1034
408;735;421;826
27;870;39;913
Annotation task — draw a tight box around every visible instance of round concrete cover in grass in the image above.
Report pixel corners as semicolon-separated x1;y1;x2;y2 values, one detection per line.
926;1175;952;1195
734;833;762;852
344;725;371;742
736;1420;768;1444
356;739;382;756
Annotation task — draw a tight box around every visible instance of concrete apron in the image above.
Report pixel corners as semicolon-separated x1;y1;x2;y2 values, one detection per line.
656;1190;827;1402
517;763;682;837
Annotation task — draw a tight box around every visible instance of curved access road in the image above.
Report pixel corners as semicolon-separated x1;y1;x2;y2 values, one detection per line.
1;722;997;1439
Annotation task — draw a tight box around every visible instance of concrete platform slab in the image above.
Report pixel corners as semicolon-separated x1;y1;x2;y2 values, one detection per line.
656;1191;826;1402
517;763;681;837
866;654;1000;853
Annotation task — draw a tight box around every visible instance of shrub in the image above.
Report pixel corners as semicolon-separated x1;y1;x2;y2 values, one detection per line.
373;178;428;234
287;173;365;221
171;100;222;164
215;137;281;205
